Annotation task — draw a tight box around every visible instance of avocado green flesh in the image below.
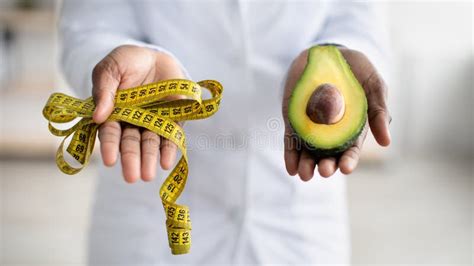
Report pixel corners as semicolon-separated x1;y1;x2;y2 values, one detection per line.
288;45;367;156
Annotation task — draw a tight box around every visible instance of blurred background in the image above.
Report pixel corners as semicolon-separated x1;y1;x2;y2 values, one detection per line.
0;0;472;265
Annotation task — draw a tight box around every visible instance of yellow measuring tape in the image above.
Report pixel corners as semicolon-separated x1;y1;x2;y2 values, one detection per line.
42;79;223;255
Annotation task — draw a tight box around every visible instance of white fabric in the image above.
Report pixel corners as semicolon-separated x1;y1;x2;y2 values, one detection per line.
60;0;388;265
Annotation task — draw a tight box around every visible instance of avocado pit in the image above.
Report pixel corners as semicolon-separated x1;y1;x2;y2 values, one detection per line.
306;83;345;124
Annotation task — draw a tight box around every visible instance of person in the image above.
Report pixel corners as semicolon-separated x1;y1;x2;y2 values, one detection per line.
60;0;391;265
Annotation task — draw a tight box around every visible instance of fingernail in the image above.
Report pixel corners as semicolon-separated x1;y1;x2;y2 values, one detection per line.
93;104;104;122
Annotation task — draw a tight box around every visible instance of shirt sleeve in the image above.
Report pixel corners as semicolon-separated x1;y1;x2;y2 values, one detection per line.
59;0;188;98
313;1;391;81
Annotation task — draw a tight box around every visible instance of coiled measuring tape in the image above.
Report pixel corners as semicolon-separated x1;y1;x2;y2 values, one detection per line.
42;79;223;255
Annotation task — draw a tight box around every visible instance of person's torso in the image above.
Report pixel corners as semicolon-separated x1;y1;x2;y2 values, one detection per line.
94;1;349;263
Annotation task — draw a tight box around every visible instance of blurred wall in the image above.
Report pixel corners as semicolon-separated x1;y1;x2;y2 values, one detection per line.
387;2;473;159
0;0;64;158
1;1;472;161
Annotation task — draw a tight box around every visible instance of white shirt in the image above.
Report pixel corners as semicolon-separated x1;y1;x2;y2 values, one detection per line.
60;1;388;265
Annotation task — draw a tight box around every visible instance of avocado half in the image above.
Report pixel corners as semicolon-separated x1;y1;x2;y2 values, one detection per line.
288;45;367;157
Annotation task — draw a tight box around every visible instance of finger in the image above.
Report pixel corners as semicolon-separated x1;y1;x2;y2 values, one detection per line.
92;59;120;124
339;124;368;175
369;109;391;147
317;157;337;178
120;126;141;183
339;146;361;175
297;149;317;182
160;138;177;170
98;121;121;166
141;130;160;181
284;129;300;176
365;72;391;147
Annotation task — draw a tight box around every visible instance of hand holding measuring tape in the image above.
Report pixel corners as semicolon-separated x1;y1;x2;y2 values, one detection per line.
43;45;223;255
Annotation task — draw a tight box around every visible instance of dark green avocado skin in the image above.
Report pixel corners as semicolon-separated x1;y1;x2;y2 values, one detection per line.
287;45;367;159
290;121;366;159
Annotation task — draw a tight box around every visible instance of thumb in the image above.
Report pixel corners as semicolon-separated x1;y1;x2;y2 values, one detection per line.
282;50;308;176
365;71;391;147
91;59;120;124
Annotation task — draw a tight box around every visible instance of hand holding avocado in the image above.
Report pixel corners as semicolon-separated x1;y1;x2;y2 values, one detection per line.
282;45;391;180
